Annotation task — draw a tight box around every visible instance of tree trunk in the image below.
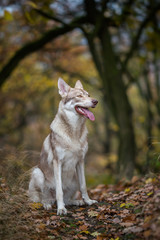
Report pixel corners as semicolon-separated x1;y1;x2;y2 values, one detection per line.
97;26;136;179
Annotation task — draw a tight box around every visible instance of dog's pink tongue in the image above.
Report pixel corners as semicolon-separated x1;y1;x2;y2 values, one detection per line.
82;108;95;121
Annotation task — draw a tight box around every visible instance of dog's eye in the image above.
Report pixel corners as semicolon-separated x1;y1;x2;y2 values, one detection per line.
77;95;83;98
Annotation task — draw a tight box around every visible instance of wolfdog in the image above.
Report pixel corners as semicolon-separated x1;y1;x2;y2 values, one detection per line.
29;78;98;215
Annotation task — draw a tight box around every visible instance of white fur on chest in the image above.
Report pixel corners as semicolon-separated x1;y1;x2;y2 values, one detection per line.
56;143;87;188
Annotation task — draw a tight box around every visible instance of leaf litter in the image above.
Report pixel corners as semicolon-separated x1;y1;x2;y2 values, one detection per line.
0;175;160;239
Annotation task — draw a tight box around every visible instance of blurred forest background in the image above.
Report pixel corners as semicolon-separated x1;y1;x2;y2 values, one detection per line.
0;0;160;187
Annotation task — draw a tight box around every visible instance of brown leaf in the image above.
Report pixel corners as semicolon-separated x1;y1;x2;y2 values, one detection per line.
123;214;136;222
143;230;151;238
121;209;130;214
76;207;85;211
123;226;143;233
50;215;60;220
77;234;88;240
131;176;139;184
97;213;105;220
96;236;104;240
120;222;134;227
112;217;121;224
79;224;88;231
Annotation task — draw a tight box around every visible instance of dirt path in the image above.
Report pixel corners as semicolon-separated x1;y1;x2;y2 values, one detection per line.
0;175;160;240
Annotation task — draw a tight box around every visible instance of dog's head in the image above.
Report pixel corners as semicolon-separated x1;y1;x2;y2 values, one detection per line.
58;78;98;121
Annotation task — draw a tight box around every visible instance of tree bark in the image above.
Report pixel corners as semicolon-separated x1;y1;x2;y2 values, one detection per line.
96;26;136;179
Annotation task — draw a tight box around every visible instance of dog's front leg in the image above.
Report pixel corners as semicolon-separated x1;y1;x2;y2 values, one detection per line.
76;160;97;205
53;160;67;215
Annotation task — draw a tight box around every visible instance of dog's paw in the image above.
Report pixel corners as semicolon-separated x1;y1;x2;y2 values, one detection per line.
70;200;84;206
85;199;98;205
30;196;40;203
43;203;52;210
76;200;85;206
57;207;67;215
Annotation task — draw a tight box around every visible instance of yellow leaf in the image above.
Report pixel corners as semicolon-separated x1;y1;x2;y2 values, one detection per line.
126;203;134;208
120;203;126;208
152;178;157;182
145;178;153;184
144;216;152;223
30;202;43;209
4;10;13;21
147;192;153;196
125;188;131;193
80;230;90;235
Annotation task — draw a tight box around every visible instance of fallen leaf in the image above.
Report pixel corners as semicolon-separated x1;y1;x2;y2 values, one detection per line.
48;236;56;239
79;230;90;235
131;175;139;183
145;178;152;184
123;226;143;233
88;210;99;217
120;203;126;208
123;214;136;222
91;231;101;237
97;213;105;219
147;191;153;196
76;234;88;239
30;202;43;209
122;209;130;214
143;230;151;238
79;225;88;231
144;215;152;223
112;217;121;224
76;207;85;211
50;215;60;220
125;203;134;208
125;188;131;193
120;222;134;227
96;236;103;240
36;223;46;232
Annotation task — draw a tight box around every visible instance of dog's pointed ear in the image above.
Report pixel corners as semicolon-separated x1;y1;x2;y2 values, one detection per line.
58;78;70;97
75;80;83;89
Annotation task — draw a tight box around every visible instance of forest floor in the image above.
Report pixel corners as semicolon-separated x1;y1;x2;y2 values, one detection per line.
0;175;160;240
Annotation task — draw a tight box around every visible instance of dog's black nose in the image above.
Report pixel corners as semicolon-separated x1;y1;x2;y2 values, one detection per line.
92;99;98;106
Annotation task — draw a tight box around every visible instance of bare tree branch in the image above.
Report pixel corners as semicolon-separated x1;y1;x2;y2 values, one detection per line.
34;8;67;25
122;3;160;71
0;16;87;88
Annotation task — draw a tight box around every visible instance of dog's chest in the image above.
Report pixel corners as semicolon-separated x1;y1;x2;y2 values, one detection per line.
62;151;78;174
57;142;87;171
58;141;86;163
56;144;86;187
